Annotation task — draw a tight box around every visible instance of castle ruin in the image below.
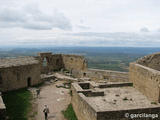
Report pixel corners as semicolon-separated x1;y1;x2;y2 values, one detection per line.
1;52;160;120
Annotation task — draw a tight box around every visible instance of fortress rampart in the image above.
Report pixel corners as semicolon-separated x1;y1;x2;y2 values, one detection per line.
130;52;160;103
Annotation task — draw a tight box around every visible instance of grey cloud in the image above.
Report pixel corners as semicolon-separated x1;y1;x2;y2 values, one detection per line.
64;32;160;47
140;27;150;32
157;28;160;32
0;5;72;30
14;31;160;47
77;25;91;30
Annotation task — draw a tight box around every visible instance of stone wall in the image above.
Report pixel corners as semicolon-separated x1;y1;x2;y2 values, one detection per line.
71;82;160;120
62;54;87;72
129;63;160;103
71;83;97;120
97;107;160;120
38;53;87;74
83;69;128;82
37;53;64;73
136;52;160;71
51;54;64;71
0;64;41;92
0;95;6;119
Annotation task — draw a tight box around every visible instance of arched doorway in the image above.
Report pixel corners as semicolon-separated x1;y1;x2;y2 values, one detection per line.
27;77;31;87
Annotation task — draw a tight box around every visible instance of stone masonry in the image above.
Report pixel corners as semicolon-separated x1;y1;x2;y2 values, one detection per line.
1;51;160;120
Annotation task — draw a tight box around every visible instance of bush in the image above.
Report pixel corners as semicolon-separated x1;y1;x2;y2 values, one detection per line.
62;104;77;120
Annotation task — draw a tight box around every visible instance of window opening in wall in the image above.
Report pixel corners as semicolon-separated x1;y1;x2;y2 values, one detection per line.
43;57;47;67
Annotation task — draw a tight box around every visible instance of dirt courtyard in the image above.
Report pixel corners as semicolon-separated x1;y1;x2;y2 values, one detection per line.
33;81;71;120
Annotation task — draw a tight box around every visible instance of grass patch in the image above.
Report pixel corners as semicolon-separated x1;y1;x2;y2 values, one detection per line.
2;88;32;120
151;102;157;105
62;104;77;120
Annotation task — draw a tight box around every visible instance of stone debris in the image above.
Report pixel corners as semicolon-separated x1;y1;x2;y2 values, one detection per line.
54;73;78;82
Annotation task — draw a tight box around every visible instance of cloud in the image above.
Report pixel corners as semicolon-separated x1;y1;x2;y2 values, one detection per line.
140;27;150;32
63;32;160;47
77;25;91;30
157;28;160;32
0;4;72;30
0;0;160;47
6;30;159;47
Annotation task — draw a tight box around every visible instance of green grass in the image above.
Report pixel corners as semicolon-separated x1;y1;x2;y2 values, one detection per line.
62;104;77;120
2;88;32;120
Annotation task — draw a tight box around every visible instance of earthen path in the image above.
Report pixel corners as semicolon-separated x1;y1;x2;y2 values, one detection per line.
35;81;71;120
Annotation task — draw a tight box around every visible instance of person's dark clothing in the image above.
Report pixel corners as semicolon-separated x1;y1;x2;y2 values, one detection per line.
43;107;49;120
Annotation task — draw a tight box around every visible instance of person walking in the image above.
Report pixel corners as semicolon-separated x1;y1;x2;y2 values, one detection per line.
43;105;50;120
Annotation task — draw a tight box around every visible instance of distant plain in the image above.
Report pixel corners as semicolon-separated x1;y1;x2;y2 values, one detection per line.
0;47;160;72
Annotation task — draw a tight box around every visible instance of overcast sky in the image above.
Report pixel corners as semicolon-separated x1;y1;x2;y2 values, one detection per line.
0;0;160;47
